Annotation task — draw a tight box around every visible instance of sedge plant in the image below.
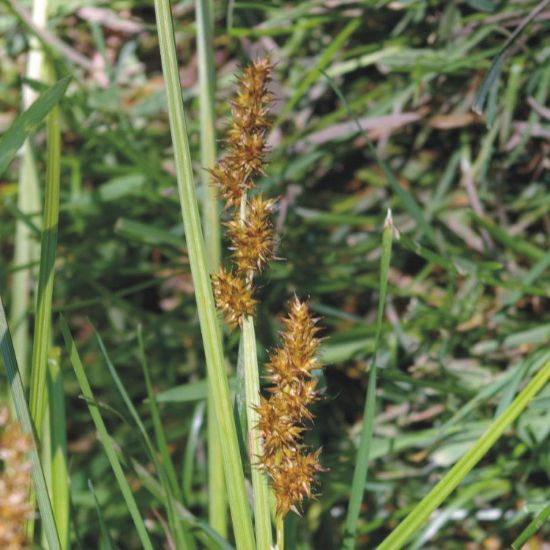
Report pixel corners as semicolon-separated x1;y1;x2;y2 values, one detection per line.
210;58;326;550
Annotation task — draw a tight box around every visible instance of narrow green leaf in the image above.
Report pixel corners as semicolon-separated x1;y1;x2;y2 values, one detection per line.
94;328;196;549
512;500;550;549
29;96;62;440
88;479;116;550
0;75;70;175
376;360;550;550
277;19;359;123
138;326;182;501
59;316;154;550
343;210;394;549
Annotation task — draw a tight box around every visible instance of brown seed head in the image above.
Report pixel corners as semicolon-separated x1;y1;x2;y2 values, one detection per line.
211;58;273;203
226;196;276;275
212;268;257;329
256;298;325;517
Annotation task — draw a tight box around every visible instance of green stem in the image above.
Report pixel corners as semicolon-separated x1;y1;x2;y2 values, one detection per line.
195;0;227;536
276;515;284;550
153;1;255;547
376;359;550;550
243;316;273;550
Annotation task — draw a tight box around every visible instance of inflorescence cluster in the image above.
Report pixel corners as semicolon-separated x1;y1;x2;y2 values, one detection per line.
0;408;32;550
211;58;324;518
211;58;275;329
256;297;324;517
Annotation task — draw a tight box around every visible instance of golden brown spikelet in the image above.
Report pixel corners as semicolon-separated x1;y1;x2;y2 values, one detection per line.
212;268;257;328
269;450;324;517
226;196;276;275
0;408;32;550
256;298;325;517
210;58;277;329
211;58;273;204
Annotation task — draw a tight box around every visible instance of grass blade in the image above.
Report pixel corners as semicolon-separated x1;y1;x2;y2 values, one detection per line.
472;0;550;118
276;19;360;123
511;500;550;549
88;479;116;550
153;1;255;546
343;210;394;549
28;91;62;438
0;296;61;550
47;349;69;549
0;75;70;176
376;359;550;550
94;328;196;549
138;326;181;502
59;316;154;550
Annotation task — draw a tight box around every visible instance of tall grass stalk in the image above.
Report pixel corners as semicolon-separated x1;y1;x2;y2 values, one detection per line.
153;1;255;547
343;210;393;549
10;0;47;384
27;79;69;545
242;316;272;549
195;0;227;536
376;359;550;550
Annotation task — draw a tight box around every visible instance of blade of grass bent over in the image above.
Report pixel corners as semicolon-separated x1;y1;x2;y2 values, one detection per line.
0;296;61;550
195;0;227;536
376;359;550;550
343;210;394;550
0;75;70;176
153;1;255;547
59;317;154;550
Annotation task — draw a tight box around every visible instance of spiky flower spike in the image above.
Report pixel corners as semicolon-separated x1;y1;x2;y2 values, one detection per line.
209;58;272;209
256;297;325;517
0;408;32;550
211;58;276;329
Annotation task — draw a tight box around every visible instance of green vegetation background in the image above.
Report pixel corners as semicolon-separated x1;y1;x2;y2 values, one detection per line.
0;0;549;548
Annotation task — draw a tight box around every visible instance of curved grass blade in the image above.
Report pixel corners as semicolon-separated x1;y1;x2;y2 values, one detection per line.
0;75;70;175
93;328;196;550
472;0;550;118
376;359;550;550
59;316;154;550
